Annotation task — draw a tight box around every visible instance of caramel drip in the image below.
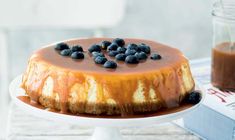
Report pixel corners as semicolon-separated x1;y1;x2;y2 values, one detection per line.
100;76;138;115
152;67;182;108
22;61;49;102
176;67;188;102
53;71;86;113
142;77;151;101
54;72;68;113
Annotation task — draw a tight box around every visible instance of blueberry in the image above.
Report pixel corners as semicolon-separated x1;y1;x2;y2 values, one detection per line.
71;45;83;52
88;44;101;53
103;60;117;69
135;52;148;60
150;53;162;60
113;38;125;47
185;91;201;104
127;43;138;50
125;55;139;64
107;43;118;51
55;43;69;51
138;44;151;54
108;50;119;57
71;52;84;59
60;49;72;56
117;47;126;53
101;40;111;50
115;53;126;61
95;56;107;64
92;52;104;59
125;49;136;56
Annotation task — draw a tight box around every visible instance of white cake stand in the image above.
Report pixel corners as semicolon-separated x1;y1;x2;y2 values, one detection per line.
9;75;205;140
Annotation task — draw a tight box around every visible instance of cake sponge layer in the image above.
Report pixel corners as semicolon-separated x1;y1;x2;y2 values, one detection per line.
22;58;194;115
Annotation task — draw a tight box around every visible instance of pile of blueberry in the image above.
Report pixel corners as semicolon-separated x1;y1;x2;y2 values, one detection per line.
88;38;162;68
55;43;85;59
54;38;162;69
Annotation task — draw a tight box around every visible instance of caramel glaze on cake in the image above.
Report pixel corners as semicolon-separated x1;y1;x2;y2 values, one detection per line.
22;38;195;116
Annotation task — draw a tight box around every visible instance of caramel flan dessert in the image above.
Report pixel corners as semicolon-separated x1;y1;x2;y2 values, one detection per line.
21;38;196;116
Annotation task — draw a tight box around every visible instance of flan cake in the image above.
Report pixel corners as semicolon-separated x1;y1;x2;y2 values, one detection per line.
21;38;195;116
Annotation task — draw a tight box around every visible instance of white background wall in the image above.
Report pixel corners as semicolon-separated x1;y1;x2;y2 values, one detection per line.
7;0;214;80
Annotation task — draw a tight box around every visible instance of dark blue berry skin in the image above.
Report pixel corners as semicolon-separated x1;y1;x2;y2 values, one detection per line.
107;43;118;51
125;49;137;56
115;53;126;61
103;60;117;68
108;50;119;57
94;56;107;64
135;52;148;60
101;40;111;50
113;38;125;47
125;55;139;64
186;91;201;104
71;52;84;59
127;43;138;50
55;43;69;51
138;44;151;54
71;45;83;52
150;53;162;60
88;44;101;53
92;52;104;59
60;49;72;56
117;47;126;53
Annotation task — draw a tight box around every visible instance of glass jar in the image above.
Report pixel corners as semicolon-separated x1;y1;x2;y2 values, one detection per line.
211;0;235;90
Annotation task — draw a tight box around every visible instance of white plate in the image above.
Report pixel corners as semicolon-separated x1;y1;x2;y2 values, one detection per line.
9;75;205;140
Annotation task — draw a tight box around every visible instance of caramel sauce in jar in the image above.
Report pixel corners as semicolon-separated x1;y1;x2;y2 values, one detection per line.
212;42;235;90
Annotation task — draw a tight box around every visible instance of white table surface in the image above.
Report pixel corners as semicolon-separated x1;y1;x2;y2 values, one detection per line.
6;59;210;140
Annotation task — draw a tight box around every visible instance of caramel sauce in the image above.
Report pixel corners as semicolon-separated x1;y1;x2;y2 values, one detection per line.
21;38;194;115
34;38;186;74
17;96;194;118
212;42;235;90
